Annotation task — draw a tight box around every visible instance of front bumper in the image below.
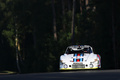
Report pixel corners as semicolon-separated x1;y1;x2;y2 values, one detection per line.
60;62;99;70
60;67;98;70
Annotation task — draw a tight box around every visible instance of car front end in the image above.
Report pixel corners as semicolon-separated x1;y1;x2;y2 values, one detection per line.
60;53;100;70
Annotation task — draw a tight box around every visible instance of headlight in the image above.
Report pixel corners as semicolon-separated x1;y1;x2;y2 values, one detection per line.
63;64;68;68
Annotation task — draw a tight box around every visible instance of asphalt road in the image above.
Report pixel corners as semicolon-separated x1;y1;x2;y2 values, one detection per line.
0;70;120;80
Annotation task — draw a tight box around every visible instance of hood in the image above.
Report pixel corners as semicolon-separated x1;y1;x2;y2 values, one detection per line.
60;53;95;63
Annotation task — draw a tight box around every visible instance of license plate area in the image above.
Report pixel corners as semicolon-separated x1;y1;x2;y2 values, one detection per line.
72;63;85;68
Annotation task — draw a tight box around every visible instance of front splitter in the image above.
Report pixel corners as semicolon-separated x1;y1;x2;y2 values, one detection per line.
60;67;98;70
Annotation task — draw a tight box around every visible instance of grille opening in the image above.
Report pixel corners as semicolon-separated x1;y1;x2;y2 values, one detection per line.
72;63;85;68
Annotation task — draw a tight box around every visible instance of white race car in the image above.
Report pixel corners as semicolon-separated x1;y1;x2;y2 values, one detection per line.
60;45;101;70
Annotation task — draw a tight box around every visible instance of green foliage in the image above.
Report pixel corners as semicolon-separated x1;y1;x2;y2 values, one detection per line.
0;2;6;10
0;0;119;73
2;28;14;47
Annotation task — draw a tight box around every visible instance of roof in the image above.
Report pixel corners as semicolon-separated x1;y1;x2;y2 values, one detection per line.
65;45;93;53
68;45;91;48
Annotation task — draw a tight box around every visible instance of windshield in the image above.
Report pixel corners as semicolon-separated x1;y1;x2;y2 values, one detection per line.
66;47;92;54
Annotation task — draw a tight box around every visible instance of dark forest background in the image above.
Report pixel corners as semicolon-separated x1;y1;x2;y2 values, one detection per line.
0;0;120;73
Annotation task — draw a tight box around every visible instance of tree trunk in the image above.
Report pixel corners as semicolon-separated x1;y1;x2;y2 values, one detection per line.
15;23;21;73
33;26;37;49
68;0;71;11
52;0;57;41
62;0;65;31
80;0;82;14
112;0;117;69
85;0;89;10
80;0;86;14
71;0;75;44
